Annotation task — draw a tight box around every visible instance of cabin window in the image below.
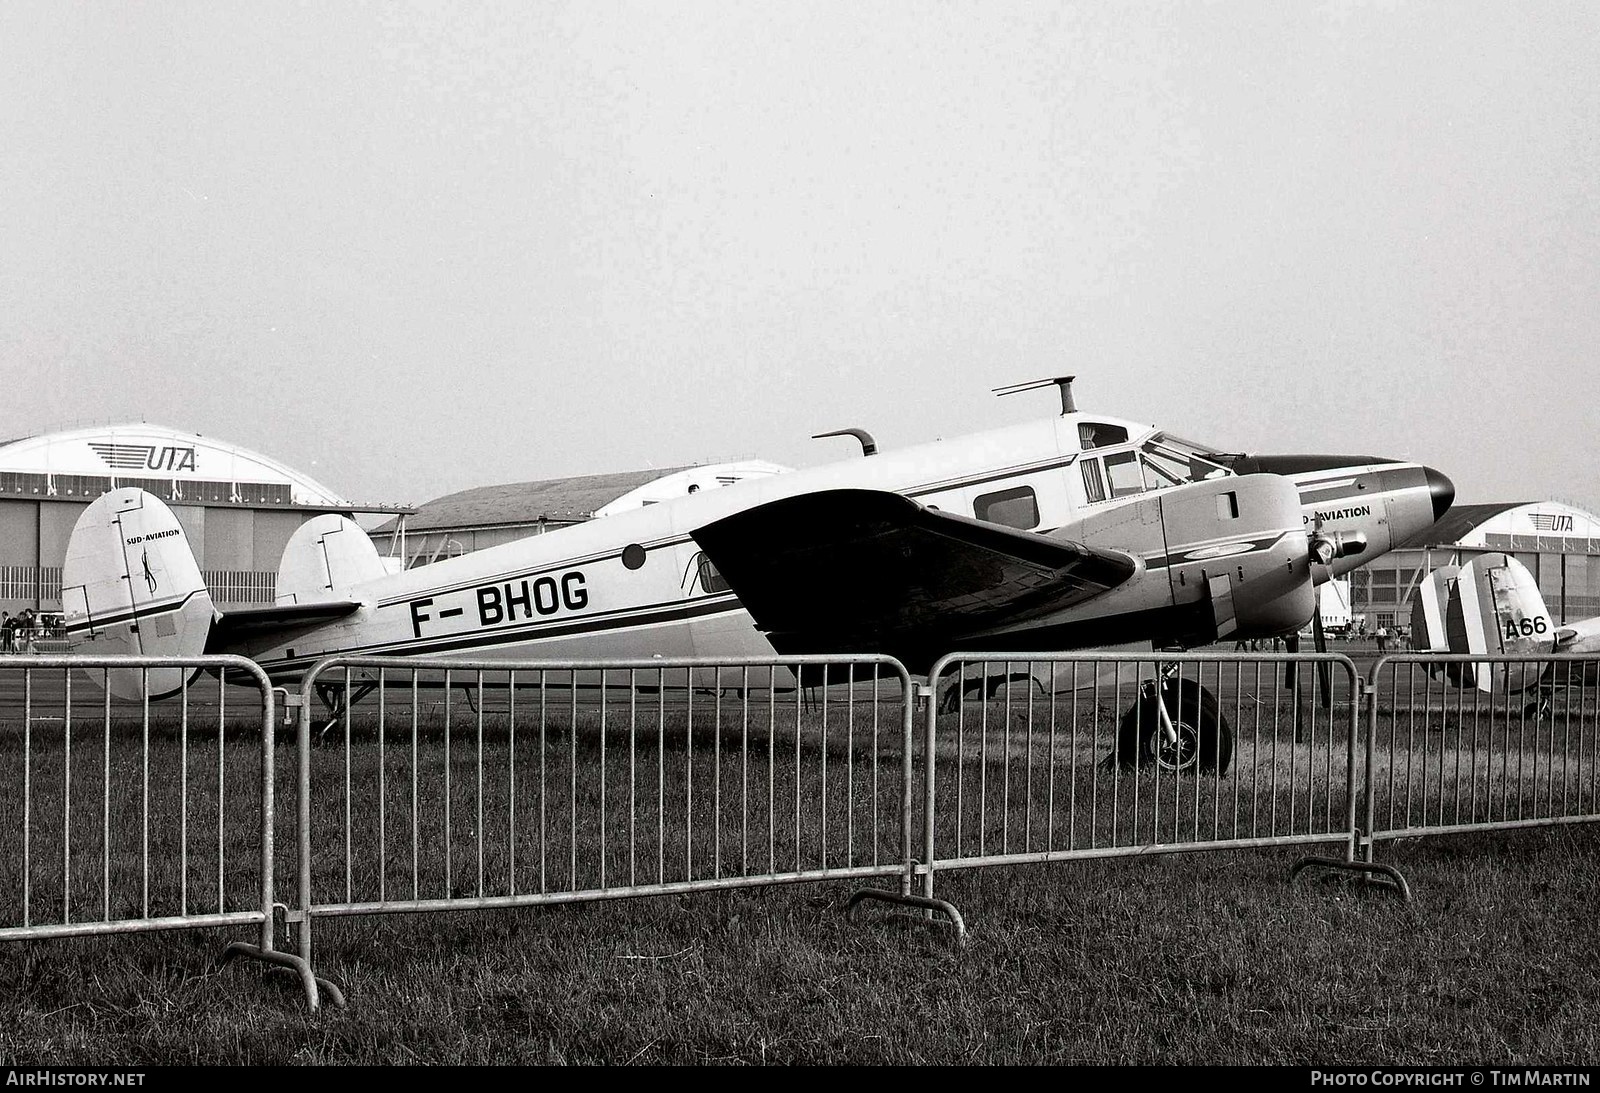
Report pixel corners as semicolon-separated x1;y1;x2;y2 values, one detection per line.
697;555;730;594
1081;460;1107;504
1105;451;1143;497
1079;422;1129;450
973;486;1039;531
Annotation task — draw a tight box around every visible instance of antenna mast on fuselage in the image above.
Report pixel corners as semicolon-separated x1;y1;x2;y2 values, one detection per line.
811;427;878;457
993;375;1077;416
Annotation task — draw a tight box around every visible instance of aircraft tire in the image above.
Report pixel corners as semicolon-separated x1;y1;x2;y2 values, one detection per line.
1112;678;1232;775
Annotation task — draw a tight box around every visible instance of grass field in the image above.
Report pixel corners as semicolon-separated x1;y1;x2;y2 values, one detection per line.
1;828;1597;1064
3;668;1599;1064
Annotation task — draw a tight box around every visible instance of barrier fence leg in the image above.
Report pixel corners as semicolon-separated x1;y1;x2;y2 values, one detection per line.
216;683;345;1008
1290;672;1411;900
845;888;967;945
843;678;965;944
1289;852;1413;901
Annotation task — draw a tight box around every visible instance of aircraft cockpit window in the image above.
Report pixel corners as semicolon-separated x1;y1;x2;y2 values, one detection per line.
1143;433;1232;482
974;486;1039;531
1140;447;1192;491
1078;422;1129;450
1104;451;1143;497
1081;460;1107;504
1079;439;1232;503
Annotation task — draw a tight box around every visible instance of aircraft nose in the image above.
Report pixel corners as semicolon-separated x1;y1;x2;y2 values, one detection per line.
1424;466;1454;522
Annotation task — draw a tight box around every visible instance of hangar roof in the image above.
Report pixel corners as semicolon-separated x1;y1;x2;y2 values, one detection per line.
0;423;351;507
1391;503;1533;549
380;467;695;533
1389;500;1600;552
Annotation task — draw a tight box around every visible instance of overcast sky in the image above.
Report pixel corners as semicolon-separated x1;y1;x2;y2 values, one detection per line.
2;2;1596;511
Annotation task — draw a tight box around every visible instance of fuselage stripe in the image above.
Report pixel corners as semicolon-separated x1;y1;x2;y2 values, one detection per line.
256;594;746;674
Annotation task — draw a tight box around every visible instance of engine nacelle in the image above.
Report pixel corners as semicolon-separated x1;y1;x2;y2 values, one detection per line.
1060;473;1314;648
1158;473;1315;645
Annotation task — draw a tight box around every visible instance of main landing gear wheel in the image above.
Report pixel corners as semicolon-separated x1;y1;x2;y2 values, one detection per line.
1111;677;1233;775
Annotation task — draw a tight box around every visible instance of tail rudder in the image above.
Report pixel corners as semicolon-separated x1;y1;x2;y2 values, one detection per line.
1415;552;1553;692
1408;563;1458;654
61;488;214;698
1471;552;1554;693
275;514;388;604
1409;563;1474;686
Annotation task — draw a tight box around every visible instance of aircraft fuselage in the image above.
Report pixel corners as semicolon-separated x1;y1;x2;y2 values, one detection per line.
235;412;1452;680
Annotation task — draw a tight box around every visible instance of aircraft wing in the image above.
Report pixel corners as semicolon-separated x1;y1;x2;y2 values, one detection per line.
208;600;363;645
691;488;1135;663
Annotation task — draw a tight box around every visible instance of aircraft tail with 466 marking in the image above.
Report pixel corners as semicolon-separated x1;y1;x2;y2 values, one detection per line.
1408;551;1600;692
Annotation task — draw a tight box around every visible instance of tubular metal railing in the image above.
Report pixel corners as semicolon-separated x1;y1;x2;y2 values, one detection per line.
919;652;1364;901
286;655;953;976
0;655;333;1007
9;648;1600;1012
1364;653;1600;847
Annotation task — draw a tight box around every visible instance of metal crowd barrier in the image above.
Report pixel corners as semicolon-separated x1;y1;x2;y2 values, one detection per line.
14;647;1600;1012
1361;653;1600;880
0;655;332;1007
919;652;1365;902
0;624;70;655
286;654;951;977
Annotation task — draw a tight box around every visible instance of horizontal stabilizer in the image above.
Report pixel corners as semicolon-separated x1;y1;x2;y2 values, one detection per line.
211;600;363;644
692;488;1135;668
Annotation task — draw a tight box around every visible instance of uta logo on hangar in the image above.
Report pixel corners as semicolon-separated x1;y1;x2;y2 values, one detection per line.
88;442;198;473
1530;512;1575;532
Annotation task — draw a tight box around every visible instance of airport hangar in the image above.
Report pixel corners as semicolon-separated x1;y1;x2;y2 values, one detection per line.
365;460;790;569
1345;501;1600;632
0;424;412;615
0;422;786;615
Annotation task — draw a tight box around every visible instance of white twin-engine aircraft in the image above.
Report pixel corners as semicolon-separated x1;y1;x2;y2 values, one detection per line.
63;382;1453;744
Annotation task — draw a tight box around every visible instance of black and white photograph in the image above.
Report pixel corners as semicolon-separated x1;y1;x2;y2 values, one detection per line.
1;1;1598;1070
